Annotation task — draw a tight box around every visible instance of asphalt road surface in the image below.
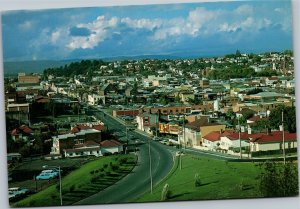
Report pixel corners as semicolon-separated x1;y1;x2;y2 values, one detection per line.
74;108;174;205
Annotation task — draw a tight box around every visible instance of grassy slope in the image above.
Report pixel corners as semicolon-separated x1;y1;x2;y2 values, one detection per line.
12;155;137;207
138;154;262;202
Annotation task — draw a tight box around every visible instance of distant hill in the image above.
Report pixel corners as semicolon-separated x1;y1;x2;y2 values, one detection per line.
3;60;79;75
3;53;218;76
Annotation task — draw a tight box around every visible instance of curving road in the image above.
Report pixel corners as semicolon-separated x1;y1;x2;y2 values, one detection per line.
74;108;174;205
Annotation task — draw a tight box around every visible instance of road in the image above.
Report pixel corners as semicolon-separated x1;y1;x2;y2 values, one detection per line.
74;108;174;205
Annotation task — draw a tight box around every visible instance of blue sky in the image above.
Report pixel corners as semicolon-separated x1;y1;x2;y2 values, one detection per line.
2;0;293;61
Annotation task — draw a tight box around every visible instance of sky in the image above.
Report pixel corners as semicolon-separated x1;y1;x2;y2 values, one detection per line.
1;0;294;61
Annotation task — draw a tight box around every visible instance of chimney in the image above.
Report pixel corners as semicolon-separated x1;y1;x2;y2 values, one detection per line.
266;128;271;135
248;127;252;135
241;126;245;133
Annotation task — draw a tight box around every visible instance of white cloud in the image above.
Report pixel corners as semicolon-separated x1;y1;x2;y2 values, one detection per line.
121;17;162;31
275;8;283;13
235;5;254;15
67;15;119;50
241;17;254;28
51;30;61;44
19;21;33;30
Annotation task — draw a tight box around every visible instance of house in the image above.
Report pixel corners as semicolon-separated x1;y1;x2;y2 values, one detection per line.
249;131;297;153
18;73;40;84
7;153;22;163
220;132;252;154
202;131;222;150
179;92;195;104
136;113;158;135
50;128;102;156
265;77;279;86
236;108;257;118
100;140;123;155
87;94;105;105
63;141;101;158
11;125;33;142
178;117;226;147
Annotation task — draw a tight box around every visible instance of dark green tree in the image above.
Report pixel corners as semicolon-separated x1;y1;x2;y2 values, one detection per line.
269;105;296;133
260;161;298;197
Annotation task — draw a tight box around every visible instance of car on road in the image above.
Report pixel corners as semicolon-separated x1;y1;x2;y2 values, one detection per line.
9;187;29;200
36;169;59;180
153;136;161;141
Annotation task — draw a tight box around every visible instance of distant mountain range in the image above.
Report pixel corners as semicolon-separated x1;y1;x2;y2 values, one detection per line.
2;52;220;75
3;60;79;75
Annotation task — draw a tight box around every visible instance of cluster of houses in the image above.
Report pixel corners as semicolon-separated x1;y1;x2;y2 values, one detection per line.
5;51;297;159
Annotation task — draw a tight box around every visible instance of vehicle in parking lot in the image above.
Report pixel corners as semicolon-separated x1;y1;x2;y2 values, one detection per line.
8;187;29;200
36;169;59;180
153;136;161;141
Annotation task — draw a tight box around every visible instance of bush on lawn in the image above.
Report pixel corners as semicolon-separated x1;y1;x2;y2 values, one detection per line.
194;173;201;187
161;183;172;201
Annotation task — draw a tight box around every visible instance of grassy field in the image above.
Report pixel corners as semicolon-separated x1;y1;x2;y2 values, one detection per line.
137;154;263;202
12;154;137;207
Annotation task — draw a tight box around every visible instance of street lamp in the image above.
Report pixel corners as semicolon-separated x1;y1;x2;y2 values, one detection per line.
237;116;242;159
42;165;62;205
148;139;153;194
282;110;286;164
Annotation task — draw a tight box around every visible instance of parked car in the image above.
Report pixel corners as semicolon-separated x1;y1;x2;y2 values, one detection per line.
153;136;161;141
36;170;59;180
8;187;29;200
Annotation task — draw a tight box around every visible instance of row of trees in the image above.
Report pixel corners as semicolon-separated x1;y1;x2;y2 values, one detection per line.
208;68;279;80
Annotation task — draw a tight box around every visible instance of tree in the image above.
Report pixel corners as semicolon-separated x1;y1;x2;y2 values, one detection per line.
252;120;270;132
260;161;298;197
235;49;242;57
246;88;263;95
269;105;296;133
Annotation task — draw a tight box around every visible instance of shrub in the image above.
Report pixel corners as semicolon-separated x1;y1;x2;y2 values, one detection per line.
194;173;201;187
103;164;108;169
161;183;172;201
90;170;95;175
90;176;99;183
69;185;76;192
120;157;128;164
111;164;119;171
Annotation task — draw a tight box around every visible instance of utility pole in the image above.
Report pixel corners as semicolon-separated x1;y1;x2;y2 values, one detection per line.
282;110;286;164
148;139;153;194
58;166;62;206
155;112;158;137
126;127;129;154
238;116;242;159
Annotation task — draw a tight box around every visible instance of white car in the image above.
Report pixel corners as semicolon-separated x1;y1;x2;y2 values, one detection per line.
153;136;161;141
36;170;59;180
8;187;29;200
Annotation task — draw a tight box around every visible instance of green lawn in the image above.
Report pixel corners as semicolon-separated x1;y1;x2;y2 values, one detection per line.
12;154;137;207
138;154;263;202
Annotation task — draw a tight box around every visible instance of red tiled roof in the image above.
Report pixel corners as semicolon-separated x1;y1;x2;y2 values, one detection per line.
100;140;122;148
64;147;101;153
250;131;297;143
248;116;267;122
74;140;100;148
236;108;257;115
11;125;32;136
228;132;252;141
186;117;222;132
224;131;297;143
11;129;19;136
267;77;278;80
93;124;105;131
203;130;234;142
71;124;105;133
36;98;50;103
